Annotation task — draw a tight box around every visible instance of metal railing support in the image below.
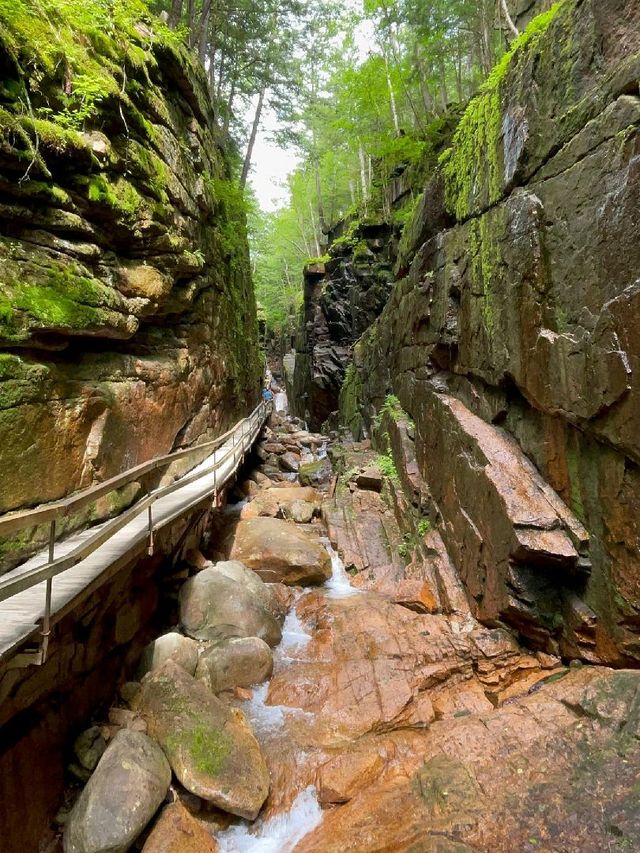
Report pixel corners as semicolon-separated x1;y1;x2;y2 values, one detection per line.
0;400;272;668
147;505;154;556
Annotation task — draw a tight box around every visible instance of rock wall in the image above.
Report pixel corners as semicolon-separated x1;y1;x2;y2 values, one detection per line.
341;0;640;665
288;223;396;430
0;3;261;566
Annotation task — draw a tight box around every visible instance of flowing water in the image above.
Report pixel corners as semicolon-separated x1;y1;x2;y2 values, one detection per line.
216;539;355;850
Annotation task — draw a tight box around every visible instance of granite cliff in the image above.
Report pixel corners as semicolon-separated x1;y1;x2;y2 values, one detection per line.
0;2;260;566
331;0;640;665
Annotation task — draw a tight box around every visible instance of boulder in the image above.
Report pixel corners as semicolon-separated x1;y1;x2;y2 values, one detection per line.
138;632;199;679
205;560;285;625
64;729;171;853
285;500;315;524
227;517;332;585
356;467;384;492
280;451;300;472
179;569;282;647
73;727;107;773
298;458;332;487
142;801;218;852
195;637;273;693
136;661;269;820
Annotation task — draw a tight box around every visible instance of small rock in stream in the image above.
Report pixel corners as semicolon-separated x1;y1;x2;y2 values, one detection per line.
64;729;171;853
142;801;218;852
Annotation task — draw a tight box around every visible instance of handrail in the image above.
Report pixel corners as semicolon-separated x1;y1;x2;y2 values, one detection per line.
0;400;271;665
0;403;264;537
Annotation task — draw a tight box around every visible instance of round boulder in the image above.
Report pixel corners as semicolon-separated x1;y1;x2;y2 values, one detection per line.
137;632;199;679
179;569;282;646
64;729;171;853
195;637;273;693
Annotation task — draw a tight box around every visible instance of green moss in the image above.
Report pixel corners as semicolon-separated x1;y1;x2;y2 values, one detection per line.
566;440;586;522
469;214;501;337
339;362;366;439
167;723;231;777
0;256;125;343
376;453;400;484
85;173;145;220
443;1;567;220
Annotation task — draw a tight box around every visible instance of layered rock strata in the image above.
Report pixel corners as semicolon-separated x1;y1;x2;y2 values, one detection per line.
0;3;260;566
340;0;640;663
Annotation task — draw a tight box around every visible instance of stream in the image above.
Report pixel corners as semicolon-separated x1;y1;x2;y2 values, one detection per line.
216;540;356;851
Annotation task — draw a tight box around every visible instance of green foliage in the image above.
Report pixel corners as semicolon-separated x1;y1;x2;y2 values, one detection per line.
0;0;184;134
166;723;231;776
376;452;399;484
372;394;406;430
417;518;431;537
443;1;567;219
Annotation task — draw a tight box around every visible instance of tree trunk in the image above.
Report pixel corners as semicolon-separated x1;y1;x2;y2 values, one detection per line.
500;0;520;38
168;0;182;29
358;142;368;210
198;0;213;63
240;86;266;189
187;0;196;47
385;56;400;135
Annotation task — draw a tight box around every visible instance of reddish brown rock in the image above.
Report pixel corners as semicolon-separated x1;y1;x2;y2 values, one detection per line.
143;802;218;853
227;518;331;586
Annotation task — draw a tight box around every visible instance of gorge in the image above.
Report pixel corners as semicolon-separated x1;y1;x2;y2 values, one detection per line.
1;0;640;851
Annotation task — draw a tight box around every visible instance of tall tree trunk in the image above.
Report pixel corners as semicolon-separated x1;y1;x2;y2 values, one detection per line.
168;0;182;29
358;142;368;210
308;200;321;256
223;78;236;132
500;0;520;38
384;56;400;135
198;0;213;62
437;59;448;112
240;86;266;189
187;0;196;47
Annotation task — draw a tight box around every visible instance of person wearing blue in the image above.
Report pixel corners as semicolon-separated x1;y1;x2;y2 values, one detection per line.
262;387;274;402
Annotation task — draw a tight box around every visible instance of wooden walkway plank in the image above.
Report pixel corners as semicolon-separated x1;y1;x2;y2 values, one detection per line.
0;407;267;662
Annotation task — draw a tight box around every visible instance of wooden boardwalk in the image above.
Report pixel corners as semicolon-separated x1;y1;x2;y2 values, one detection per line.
0;406;267;663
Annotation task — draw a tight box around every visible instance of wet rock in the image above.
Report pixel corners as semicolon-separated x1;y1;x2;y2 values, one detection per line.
195;637;273;693
64;729;171;853
299;458;332;487
142;801;218;852
136;661;269;820
227;517;332;585
285;499;315;524
138;632;199;679
73;727;107;773
280;451;301;473
179;568;282;647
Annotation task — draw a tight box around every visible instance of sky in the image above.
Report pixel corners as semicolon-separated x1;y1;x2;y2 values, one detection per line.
248;13;375;213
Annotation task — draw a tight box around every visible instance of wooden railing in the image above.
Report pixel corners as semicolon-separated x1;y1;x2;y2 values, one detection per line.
0;400;270;665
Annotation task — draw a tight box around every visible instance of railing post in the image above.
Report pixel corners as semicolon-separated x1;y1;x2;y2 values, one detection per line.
147;504;154;556
213;458;218;508
39;519;55;663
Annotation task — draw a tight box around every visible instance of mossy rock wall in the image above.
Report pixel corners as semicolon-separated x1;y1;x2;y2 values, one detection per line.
340;0;640;665
0;2;261;557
